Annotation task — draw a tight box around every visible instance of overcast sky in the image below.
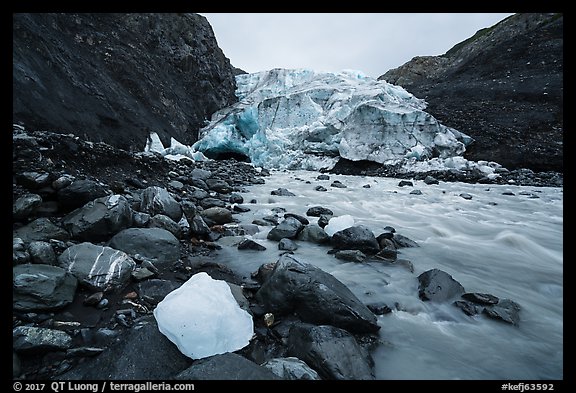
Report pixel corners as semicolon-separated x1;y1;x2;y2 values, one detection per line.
201;13;515;78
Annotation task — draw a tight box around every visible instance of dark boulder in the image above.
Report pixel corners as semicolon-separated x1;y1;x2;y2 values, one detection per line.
148;214;182;238
57;179;108;211
13;218;70;243
109;228;180;265
267;217;304;241
278;238;298;251
462;292;499;305
13;194;42;220
306;206;334;217
200;207;233;225
262;357;321;380
140;186;182;222
417;268;465;302
13;326;72;354
271;188;296;197
175;353;279;380
296;224;330;244
238;239;267;251
62;194;132;241
255;255;379;334
287;324;374;380
13;264;77;311
483;299;521;326
60;317;191;379
331;226;380;254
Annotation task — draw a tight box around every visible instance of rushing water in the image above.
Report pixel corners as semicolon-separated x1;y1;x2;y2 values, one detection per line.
215;170;563;380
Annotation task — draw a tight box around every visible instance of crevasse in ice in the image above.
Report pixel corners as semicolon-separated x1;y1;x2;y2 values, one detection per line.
192;68;473;170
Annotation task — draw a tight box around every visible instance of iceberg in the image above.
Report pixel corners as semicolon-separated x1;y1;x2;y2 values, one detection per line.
192;68;473;170
144;132;208;162
153;272;253;359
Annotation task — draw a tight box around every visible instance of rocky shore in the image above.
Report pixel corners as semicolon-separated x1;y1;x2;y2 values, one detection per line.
13;126;540;380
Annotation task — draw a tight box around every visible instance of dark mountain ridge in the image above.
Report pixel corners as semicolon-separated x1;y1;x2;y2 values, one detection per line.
13;13;238;151
380;13;563;172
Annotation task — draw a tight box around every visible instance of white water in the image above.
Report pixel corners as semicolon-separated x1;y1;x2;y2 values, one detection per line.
216;170;563;380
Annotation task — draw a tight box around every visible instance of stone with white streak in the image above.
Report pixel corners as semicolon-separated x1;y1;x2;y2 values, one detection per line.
140;186;182;222
57;242;136;290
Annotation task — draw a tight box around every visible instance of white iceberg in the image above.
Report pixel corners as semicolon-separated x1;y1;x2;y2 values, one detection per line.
153;272;254;359
324;214;355;237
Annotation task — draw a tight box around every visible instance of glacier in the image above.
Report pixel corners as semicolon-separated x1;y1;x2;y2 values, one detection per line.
153;272;253;360
191;68;474;170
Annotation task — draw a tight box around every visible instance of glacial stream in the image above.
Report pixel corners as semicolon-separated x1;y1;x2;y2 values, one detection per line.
215;169;563;380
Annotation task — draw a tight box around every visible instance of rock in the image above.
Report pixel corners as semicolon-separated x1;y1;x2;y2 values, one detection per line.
255;255;379;334
16;171;52;190
251;262;276;284
27;241;56;265
13;264;77;311
233;205;250;213
130;267;154;282
57;179;109;211
229;193;244;204
153;272;253;359
227;283;251;312
175;353;279;380
330;180;347;188
131;211;151;227
109;228;180;265
168;180;184;191
367;303;392;315
13;352;21;378
62;194;133;241
13;194;42;220
314;185;327;192
284;213;309;225
267;217;304;241
335;250;366;263
189;214;211;237
483;299;521;326
417;268;465;302
238;239;267;251
140;186;183;222
410;189;423;195
318;214;331;228
137;279;179;304
57;242;136;290
287;324;374;380
332;226;380;254
199;197;227;209
460;193;473;200
149;214;181;238
462;292;499;305
317;174;330;180
13;218;70;243
391;234;419;248
190;168;212;181
296;224;330;244
206;178;232;194
83;292;104;307
271;187;296;196
398;180;413;187
13;326;72;354
424;175;439;185
306;206;334;217
60;317;190;380
453;300;480;316
278;238;298;251
262;357;321;380
180;200;197;221
200;207;233;225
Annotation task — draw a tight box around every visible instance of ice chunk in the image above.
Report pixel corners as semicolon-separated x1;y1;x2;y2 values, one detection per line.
153;272;254;359
144;132;165;154
324;214;355;237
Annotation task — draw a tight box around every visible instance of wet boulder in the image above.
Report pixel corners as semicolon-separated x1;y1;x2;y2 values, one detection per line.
331;225;380;254
57;179;109;211
13;218;69;243
287;324;374;380
13;194;42;220
175;353;279;380
109;228;180;266
13;264;77;311
62;195;132;241
13;326;72;354
267;217;304;241
262;357;321;380
255;254;379;334
139;186;182;222
417;269;465;302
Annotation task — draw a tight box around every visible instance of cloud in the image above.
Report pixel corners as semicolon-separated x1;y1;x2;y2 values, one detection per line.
202;13;514;78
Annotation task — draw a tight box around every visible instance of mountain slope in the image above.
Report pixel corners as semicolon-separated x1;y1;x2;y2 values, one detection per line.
13;13;238;151
380;13;563;172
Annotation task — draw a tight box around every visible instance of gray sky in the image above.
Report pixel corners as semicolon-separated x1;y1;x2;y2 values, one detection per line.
201;13;515;78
